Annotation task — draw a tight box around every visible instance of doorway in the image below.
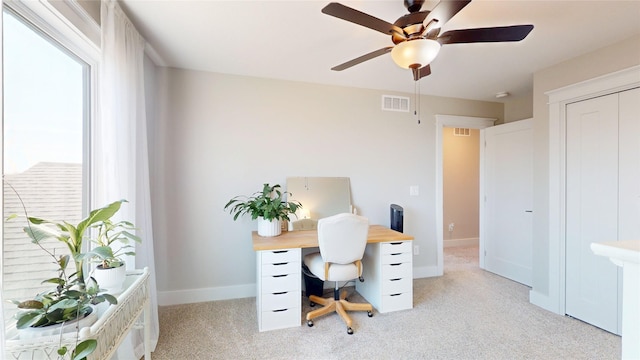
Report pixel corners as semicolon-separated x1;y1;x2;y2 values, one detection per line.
435;115;495;275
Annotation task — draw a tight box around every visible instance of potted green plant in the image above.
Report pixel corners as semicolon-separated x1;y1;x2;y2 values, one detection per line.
85;204;141;293
5;198;121;359
224;183;303;237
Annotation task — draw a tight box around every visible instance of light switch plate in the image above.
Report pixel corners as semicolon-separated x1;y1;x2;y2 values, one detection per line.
410;185;419;196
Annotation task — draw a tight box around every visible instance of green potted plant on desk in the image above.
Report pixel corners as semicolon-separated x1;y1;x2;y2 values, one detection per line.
224;183;303;237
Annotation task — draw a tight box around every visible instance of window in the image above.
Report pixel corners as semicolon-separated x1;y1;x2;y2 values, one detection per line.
2;7;90;331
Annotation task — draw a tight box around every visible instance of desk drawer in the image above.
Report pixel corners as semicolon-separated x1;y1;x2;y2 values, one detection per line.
381;241;411;255
381;292;412;313
261;307;300;331
261;290;300;311
382;252;412;264
382;262;412;280
261;249;300;264
262;272;301;294
261;261;300;276
381;277;412;295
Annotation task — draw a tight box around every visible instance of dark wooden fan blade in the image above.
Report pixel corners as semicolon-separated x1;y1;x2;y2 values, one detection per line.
331;47;394;71
438;25;534;44
422;0;471;28
412;64;432;81
322;2;403;36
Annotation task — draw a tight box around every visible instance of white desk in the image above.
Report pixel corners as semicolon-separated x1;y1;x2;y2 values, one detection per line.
5;268;151;360
253;225;414;332
591;240;640;360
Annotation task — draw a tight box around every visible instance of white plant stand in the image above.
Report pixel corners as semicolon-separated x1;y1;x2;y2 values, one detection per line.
5;268;151;360
591;240;640;360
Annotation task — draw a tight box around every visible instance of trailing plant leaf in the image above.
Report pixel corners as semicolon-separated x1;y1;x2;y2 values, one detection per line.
104;293;118;305
17;300;44;309
72;339;97;360
58;346;68;356
42;277;66;286
16;311;43;329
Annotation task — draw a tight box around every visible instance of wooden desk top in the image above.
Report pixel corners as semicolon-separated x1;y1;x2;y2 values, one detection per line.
252;224;413;251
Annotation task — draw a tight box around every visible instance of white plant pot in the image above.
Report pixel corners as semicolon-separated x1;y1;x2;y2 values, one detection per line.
93;264;126;294
257;217;281;237
18;305;98;340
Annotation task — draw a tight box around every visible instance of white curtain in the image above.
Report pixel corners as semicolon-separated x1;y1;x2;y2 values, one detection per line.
97;0;159;357
0;0;6;350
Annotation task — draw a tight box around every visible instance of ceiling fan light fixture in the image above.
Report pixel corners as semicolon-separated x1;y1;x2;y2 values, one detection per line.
391;38;441;69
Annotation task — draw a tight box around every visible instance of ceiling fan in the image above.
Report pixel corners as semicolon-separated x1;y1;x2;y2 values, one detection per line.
322;0;534;81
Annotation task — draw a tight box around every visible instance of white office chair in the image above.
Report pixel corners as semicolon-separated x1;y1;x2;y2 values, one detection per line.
303;213;373;334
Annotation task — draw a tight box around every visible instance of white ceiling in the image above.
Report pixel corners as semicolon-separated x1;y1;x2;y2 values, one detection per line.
119;0;640;102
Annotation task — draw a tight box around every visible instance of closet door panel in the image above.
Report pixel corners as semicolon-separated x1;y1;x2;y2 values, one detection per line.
618;87;640;241
565;93;620;334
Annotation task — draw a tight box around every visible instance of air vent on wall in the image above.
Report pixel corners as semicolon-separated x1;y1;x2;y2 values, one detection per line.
382;95;410;112
453;128;471;136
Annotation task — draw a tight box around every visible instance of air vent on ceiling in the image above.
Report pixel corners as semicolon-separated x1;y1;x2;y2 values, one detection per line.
454;128;471;136
382;95;410;112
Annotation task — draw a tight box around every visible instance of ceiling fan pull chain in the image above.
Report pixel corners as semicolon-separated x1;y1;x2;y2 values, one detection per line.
414;78;421;124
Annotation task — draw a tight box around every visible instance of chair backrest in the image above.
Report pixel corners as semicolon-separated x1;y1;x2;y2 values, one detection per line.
317;213;369;265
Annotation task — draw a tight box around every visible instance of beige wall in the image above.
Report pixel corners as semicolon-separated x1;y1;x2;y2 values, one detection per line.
148;68;503;303
530;34;640;300
442;128;480;243
504;91;534;123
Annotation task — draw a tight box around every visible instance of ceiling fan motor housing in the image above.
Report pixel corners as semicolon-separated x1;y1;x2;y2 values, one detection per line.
393;11;433;44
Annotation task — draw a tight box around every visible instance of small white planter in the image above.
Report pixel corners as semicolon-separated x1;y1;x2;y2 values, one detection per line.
257;217;282;237
93;264;126;294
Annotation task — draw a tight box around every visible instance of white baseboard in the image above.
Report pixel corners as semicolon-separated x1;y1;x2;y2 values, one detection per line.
444;237;479;248
158;284;256;306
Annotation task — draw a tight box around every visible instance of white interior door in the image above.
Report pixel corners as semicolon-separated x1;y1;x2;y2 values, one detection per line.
481;119;533;286
618;88;640;242
565;93;621;335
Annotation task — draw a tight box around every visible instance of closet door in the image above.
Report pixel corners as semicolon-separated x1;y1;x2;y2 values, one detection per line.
618;88;640;242
565;93;621;335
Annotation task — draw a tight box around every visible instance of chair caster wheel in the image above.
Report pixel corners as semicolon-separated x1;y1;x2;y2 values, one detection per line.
367;311;373;317
309;301;316;307
307;320;314;327
347;327;353;335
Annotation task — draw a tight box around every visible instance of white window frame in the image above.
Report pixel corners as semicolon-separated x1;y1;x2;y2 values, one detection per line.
3;0;100;217
1;0;102;344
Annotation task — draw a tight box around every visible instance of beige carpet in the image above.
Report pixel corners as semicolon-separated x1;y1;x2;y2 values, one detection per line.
151;246;620;359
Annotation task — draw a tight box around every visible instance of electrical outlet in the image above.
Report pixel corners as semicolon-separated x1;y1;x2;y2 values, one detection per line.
448;223;455;232
413;245;419;256
410;185;419;196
